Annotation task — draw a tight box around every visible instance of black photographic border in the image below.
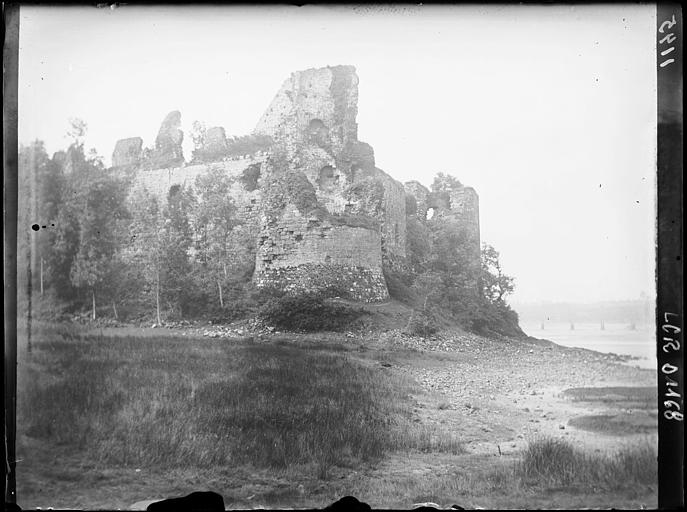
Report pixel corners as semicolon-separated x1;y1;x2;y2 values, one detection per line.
3;3;684;510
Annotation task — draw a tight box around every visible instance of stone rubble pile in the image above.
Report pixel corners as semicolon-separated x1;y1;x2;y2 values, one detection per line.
377;329;479;352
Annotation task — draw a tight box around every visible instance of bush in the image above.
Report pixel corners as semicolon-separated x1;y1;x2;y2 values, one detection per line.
405;310;438;338
258;293;368;332
383;268;417;305
473;300;524;338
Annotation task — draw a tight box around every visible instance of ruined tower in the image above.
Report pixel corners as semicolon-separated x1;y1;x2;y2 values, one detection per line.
117;65;480;303
404;180;481;285
252;65;405;301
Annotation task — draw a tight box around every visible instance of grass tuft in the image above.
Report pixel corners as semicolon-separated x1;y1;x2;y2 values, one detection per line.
518;435;657;489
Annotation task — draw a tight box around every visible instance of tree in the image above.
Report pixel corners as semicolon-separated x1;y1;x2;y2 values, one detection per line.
46;135;96;302
66;117;87;147
414;219;481;321
159;184;197;318
194;167;243;309
69;169;130;319
128;188;165;324
431;172;463;193
87;147;105;169
405;217;432;272
481;243;515;304
190;120;207;155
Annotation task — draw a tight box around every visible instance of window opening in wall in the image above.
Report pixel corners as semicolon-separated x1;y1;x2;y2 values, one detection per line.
168;184;181;200
308;118;325;133
241;163;261;192
318;165;336;192
350;164;366;183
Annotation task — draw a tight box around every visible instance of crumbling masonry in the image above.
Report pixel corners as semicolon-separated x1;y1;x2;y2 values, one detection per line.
112;65;480;302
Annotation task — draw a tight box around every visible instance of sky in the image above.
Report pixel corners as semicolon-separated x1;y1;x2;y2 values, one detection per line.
18;4;657;305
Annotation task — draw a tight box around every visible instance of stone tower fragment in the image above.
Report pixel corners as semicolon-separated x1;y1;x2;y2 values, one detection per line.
404;180;481;288
111;137;143;168
254;65;359;156
204;126;228;155
152;110;184;168
252;65;408;301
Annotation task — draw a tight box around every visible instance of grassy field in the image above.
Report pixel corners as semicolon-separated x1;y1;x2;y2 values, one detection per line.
15;322;657;509
17;323;461;479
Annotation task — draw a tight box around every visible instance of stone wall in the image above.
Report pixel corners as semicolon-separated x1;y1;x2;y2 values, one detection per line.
256;264;388;302
254;204;388;302
128;157;266;232
118;65;479;304
375;168;406;268
404;179;481;289
404;181;430;218
455;186;481;265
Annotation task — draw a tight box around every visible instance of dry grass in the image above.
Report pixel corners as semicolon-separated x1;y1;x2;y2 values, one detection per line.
351;437;657;508
18;322;464;481
517;435;657;489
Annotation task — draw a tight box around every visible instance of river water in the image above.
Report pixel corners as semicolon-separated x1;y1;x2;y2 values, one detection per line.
519;321;657;369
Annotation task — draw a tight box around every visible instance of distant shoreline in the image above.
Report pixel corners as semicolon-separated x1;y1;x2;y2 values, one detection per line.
520;321;655;369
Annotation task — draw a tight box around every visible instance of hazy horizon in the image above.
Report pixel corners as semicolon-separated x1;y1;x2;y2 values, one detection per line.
18;4;657;305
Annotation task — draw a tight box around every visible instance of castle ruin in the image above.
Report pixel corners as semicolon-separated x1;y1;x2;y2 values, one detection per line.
112;65;480;302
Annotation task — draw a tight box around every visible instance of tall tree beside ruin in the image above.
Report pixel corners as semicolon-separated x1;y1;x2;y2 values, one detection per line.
159;184;197;318
190;120;207;162
128;188;164;324
194;167;243;308
45;118;109;303
66;117;88;147
69;167;130;319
